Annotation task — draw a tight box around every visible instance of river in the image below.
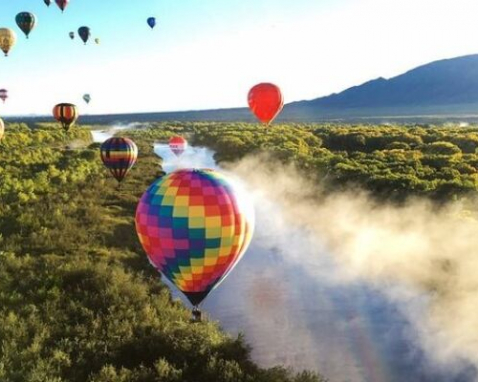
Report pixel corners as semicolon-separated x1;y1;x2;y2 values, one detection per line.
93;129;477;382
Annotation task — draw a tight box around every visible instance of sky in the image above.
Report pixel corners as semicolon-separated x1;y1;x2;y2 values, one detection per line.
1;0;478;116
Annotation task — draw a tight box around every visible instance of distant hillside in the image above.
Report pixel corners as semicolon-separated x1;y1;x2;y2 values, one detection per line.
286;54;478;119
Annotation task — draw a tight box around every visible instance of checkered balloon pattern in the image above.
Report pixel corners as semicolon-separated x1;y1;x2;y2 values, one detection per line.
135;169;254;305
100;137;138;183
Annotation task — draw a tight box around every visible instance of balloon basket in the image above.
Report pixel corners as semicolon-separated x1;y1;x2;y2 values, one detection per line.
191;306;202;323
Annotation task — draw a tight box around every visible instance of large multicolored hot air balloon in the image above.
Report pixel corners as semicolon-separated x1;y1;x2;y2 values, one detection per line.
44;0;51;7
100;137;138;183
69;31;74;40
55;0;69;12
147;17;156;29
0;29;17;57
78;27;91;45
135;169;254;314
0;118;4;142
53;103;78;132
169;136;188;157
247;83;283;125
16;12;37;39
83;94;91;104
0;89;8;103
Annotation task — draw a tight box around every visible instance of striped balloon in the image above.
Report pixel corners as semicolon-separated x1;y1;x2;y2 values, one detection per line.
100;137;138;183
0;118;4;141
16;12;37;39
0;89;7;103
135;169;254;306
53;103;78;132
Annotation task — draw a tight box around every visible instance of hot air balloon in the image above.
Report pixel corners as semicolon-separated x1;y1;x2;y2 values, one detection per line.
0;118;4;142
83;94;91;104
94;38;100;45
44;0;51;7
78;27;91;45
135;169;254;319
147;17;156;29
0;89;8;103
53;103;78;132
0;29;17;57
16;12;37;39
169;136;188;157
247;83;283;125
55;0;69;12
100;137;138;183
69;31;74;40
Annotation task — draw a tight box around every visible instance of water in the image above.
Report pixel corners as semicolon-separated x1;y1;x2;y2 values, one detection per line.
96;130;477;382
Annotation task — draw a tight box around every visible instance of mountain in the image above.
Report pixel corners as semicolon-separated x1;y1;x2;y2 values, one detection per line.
285;54;478;119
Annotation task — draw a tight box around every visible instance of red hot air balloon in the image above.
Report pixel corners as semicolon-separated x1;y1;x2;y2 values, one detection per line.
55;0;69;12
169;136;188;157
0;89;8;103
247;83;283;125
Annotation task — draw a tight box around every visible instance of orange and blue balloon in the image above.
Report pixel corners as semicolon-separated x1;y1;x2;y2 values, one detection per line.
135;169;254;306
53;103;78;132
100;137;138;183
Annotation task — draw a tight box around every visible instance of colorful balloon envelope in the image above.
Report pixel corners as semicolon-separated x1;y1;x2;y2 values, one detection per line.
44;0;51;6
0;89;8;103
53;103;78;132
0;118;4;141
78;27;91;44
16;12;37;39
83;94;91;104
248;83;284;125
100;137;138;183
147;17;156;29
69;31;74;40
55;0;69;12
169;136;188;157
135;169;254;307
0;29;17;57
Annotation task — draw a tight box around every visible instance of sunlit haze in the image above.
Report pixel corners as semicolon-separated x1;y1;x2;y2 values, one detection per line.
1;0;478;116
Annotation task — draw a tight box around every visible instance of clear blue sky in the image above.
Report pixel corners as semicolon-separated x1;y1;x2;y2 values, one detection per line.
1;0;478;116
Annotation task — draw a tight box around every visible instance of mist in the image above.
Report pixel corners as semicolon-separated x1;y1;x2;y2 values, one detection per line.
224;154;478;375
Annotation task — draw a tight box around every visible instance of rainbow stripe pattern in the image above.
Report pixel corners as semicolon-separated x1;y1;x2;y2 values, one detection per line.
135;169;254;305
100;137;138;183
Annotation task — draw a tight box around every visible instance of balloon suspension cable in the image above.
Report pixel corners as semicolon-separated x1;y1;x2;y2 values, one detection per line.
191;306;202;323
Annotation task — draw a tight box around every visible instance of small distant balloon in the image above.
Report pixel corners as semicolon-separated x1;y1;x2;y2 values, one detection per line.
247;83;284;125
44;0;51;6
78;27;91;45
147;17;156;29
100;137;138;183
0;118;4;142
53;103;78;132
169;136;188;157
16;12;37;39
0;29;17;57
55;0;69;12
94;38;100;45
69;31;74;40
0;89;8;103
83;94;91;104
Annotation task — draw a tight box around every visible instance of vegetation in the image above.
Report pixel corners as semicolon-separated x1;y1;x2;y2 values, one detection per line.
0;122;327;382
